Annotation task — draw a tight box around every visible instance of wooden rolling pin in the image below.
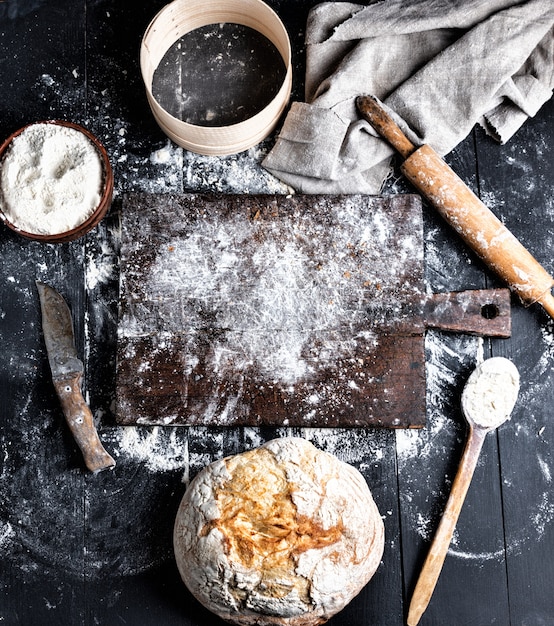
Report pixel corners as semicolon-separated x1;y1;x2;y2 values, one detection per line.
356;95;554;319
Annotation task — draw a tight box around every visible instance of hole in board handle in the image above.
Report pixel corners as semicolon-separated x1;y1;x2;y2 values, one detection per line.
481;303;500;320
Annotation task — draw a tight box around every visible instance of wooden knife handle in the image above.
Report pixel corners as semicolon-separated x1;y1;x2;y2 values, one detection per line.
53;374;116;473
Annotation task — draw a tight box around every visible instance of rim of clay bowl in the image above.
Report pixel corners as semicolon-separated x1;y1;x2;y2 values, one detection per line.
0;120;114;243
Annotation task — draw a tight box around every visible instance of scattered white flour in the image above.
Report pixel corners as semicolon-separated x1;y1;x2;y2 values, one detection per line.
85;243;115;291
537;455;552;483
115;426;188;473
396;332;480;462
0;123;103;235
0;521;15;551
531;491;554;537
149;142;173;165
461;357;520;429
534;319;554;378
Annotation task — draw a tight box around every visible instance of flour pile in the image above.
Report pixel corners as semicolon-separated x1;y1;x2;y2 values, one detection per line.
462;357;520;429
0;123;103;235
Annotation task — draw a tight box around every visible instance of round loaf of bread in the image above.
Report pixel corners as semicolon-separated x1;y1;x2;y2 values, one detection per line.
174;437;384;625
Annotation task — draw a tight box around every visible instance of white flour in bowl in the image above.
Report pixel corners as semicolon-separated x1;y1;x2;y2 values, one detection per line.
0;123;103;235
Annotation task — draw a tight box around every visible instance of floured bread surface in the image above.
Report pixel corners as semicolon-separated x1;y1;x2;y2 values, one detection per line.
174;437;384;625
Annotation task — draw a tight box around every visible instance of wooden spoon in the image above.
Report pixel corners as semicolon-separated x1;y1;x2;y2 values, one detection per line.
407;357;520;626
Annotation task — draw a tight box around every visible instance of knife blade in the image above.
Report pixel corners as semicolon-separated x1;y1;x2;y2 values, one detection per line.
36;281;115;473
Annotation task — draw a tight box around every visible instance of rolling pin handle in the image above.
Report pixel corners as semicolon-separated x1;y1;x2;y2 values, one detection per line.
538;290;554;320
356;95;415;159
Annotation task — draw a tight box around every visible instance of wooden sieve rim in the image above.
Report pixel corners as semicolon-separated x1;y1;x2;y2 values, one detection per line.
140;0;292;156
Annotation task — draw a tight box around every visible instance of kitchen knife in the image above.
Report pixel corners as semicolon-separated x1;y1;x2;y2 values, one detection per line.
37;281;115;473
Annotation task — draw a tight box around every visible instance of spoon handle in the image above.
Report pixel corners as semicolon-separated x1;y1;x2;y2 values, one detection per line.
407;426;488;626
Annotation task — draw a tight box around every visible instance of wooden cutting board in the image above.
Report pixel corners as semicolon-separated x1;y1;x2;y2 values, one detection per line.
115;193;510;428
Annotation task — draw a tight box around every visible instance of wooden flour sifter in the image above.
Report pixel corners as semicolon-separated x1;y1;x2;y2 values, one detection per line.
356;95;554;319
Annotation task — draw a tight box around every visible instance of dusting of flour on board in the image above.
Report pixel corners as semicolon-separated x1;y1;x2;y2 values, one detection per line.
119;195;422;389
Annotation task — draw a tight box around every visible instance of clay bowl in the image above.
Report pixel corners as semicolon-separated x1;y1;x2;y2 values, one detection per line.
0;120;113;243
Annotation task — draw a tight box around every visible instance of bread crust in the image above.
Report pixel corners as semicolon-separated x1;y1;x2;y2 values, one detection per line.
174;437;384;625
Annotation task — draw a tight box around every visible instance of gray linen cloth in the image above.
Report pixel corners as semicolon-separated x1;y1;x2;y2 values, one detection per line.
262;0;554;194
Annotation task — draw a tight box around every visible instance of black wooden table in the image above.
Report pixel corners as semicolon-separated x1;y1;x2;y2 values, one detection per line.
1;2;554;625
